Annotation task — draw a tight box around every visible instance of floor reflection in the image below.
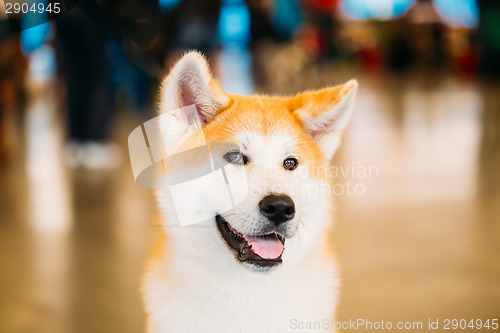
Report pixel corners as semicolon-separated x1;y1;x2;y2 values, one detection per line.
26;96;72;235
334;77;500;324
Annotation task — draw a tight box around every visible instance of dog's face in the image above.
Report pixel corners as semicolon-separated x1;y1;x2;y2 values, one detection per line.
156;52;357;273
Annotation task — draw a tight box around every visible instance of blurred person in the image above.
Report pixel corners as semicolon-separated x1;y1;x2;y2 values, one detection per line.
55;1;120;170
353;22;383;73
271;0;302;41
454;31;479;79
0;28;27;164
247;0;274;45
246;0;274;85
160;0;222;69
405;0;448;71
478;0;500;79
173;0;221;52
302;0;340;60
384;18;415;72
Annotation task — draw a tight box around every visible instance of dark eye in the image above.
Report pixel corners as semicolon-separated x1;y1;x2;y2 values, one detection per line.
223;151;248;165
283;157;298;171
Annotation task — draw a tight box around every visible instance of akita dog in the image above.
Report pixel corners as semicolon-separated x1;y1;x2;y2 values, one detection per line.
141;51;358;333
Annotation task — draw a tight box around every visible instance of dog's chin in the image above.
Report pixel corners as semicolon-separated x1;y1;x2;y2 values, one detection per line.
215;215;285;273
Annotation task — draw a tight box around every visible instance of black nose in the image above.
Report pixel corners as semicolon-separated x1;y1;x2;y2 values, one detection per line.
259;194;295;225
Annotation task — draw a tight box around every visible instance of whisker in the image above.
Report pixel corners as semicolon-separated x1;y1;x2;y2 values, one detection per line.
285;132;306;146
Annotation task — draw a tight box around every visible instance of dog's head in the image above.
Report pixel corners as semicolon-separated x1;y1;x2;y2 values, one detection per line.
156;52;357;273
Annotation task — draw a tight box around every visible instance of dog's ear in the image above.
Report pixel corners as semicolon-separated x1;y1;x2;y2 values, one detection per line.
289;80;358;160
160;51;230;124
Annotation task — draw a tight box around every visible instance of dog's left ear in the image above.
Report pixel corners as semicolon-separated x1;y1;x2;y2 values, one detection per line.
289;79;358;160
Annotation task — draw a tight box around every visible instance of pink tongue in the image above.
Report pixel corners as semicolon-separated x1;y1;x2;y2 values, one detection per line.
246;234;284;259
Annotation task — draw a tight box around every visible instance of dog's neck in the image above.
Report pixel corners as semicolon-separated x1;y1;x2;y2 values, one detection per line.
144;234;339;333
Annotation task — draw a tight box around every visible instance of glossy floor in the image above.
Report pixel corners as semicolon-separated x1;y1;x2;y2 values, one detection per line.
1;74;499;333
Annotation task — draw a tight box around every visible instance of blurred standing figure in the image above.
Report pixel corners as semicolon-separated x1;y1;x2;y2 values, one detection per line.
55;1;119;169
405;0;447;71
302;0;340;60
478;0;500;78
0;31;27;164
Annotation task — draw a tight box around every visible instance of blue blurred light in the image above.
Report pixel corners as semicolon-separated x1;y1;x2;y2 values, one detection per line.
159;0;182;10
218;0;251;47
21;22;51;54
20;0;50;54
434;0;478;28
29;44;57;82
217;46;254;95
341;0;415;20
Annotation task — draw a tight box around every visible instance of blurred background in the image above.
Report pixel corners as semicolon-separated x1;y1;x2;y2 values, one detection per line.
0;0;499;332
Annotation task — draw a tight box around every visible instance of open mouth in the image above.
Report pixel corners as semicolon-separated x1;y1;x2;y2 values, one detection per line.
216;215;285;268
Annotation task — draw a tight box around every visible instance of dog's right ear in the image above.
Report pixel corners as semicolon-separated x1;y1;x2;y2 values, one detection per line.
159;51;230;125
289;80;358;160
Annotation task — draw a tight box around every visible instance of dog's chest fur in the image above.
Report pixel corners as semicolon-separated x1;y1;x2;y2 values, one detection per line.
143;249;338;333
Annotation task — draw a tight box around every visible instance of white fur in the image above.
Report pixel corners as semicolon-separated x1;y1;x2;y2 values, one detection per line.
142;52;354;333
144;242;338;333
